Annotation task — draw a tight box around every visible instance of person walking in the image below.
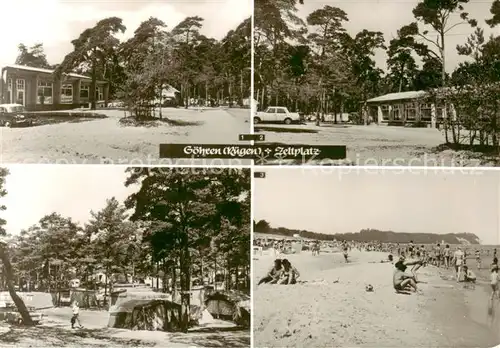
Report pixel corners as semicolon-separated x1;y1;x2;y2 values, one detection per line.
71;301;83;329
453;247;465;282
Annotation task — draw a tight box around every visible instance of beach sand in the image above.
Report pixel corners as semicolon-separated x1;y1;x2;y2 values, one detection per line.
253;249;500;348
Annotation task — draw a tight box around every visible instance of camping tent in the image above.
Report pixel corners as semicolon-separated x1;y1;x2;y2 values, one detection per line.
108;299;183;332
204;291;250;327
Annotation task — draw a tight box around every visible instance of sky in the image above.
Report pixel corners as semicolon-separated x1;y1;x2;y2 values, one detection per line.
0;0;251;68
1;165;137;235
254;168;500;245
296;0;500;72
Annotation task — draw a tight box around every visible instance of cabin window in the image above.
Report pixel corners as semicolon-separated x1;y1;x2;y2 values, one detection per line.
391;104;402;120
96;86;104;101
80;85;90;99
61;84;73;104
37;81;53;104
380;105;389;120
420;103;432;120
405;104;416;120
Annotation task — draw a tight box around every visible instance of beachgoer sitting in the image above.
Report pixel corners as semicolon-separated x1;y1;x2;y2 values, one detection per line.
278;259;300;285
393;257;419;293
258;259;283;285
463;266;476;283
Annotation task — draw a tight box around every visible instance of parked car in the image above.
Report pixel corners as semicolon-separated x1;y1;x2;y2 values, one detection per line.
108;101;124;108
0;104;32;127
254;106;302;125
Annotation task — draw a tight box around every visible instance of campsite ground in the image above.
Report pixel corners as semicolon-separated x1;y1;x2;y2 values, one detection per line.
0;307;249;347
253;249;500;348
254;123;499;166
0;107;251;165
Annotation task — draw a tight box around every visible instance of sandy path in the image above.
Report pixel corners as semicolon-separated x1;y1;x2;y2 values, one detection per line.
0;108;251;165
253;250;500;347
255;124;495;166
0;307;249;347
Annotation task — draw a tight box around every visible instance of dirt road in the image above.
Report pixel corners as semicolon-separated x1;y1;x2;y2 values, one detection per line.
0;307;250;347
0;108;251;165
255;123;497;166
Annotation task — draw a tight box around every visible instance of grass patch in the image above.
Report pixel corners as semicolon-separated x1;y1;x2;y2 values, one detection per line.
33;118;95;126
26;112;107;119
433;142;499;154
254;126;318;134
319;124;350;128
17;111;108;127
0;326;155;347
119;116;202;128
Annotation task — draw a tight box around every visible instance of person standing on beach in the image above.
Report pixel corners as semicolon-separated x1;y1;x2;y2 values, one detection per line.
475;249;481;270
491;257;498;271
444;245;451;269
343;245;349;263
490;265;499;300
436;244;443;268
408;241;415;258
453;247;465;282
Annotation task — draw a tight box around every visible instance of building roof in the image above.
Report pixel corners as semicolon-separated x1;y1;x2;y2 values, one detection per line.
366;90;428;103
3;64;92;80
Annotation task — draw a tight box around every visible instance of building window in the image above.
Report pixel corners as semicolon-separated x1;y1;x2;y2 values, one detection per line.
96;86;103;101
405;103;417;120
16;79;25;91
37;81;53;104
16;79;25;105
420;103;432;120
391;104;402;120
80;85;90;99
435;104;444;119
61;84;73;104
381;105;389;120
7;78;12;104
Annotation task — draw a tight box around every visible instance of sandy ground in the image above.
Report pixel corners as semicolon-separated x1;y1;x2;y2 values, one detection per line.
0;307;249;347
0;108;251;165
253;249;500;348
255;123;498;166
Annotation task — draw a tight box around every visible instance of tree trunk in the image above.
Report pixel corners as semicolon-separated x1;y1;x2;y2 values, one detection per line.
91;51;97;111
200;254;204;286
104;267;109;306
162;260;168;293
240;72;244;105
205;81;208;105
179;248;191;333
172;260;177;297
0;244;34;326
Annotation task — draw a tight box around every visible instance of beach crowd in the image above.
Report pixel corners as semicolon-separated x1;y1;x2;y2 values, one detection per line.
255;237;499;301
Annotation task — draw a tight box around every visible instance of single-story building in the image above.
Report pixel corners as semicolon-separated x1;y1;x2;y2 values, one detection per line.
0;64;109;111
364;90;456;128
